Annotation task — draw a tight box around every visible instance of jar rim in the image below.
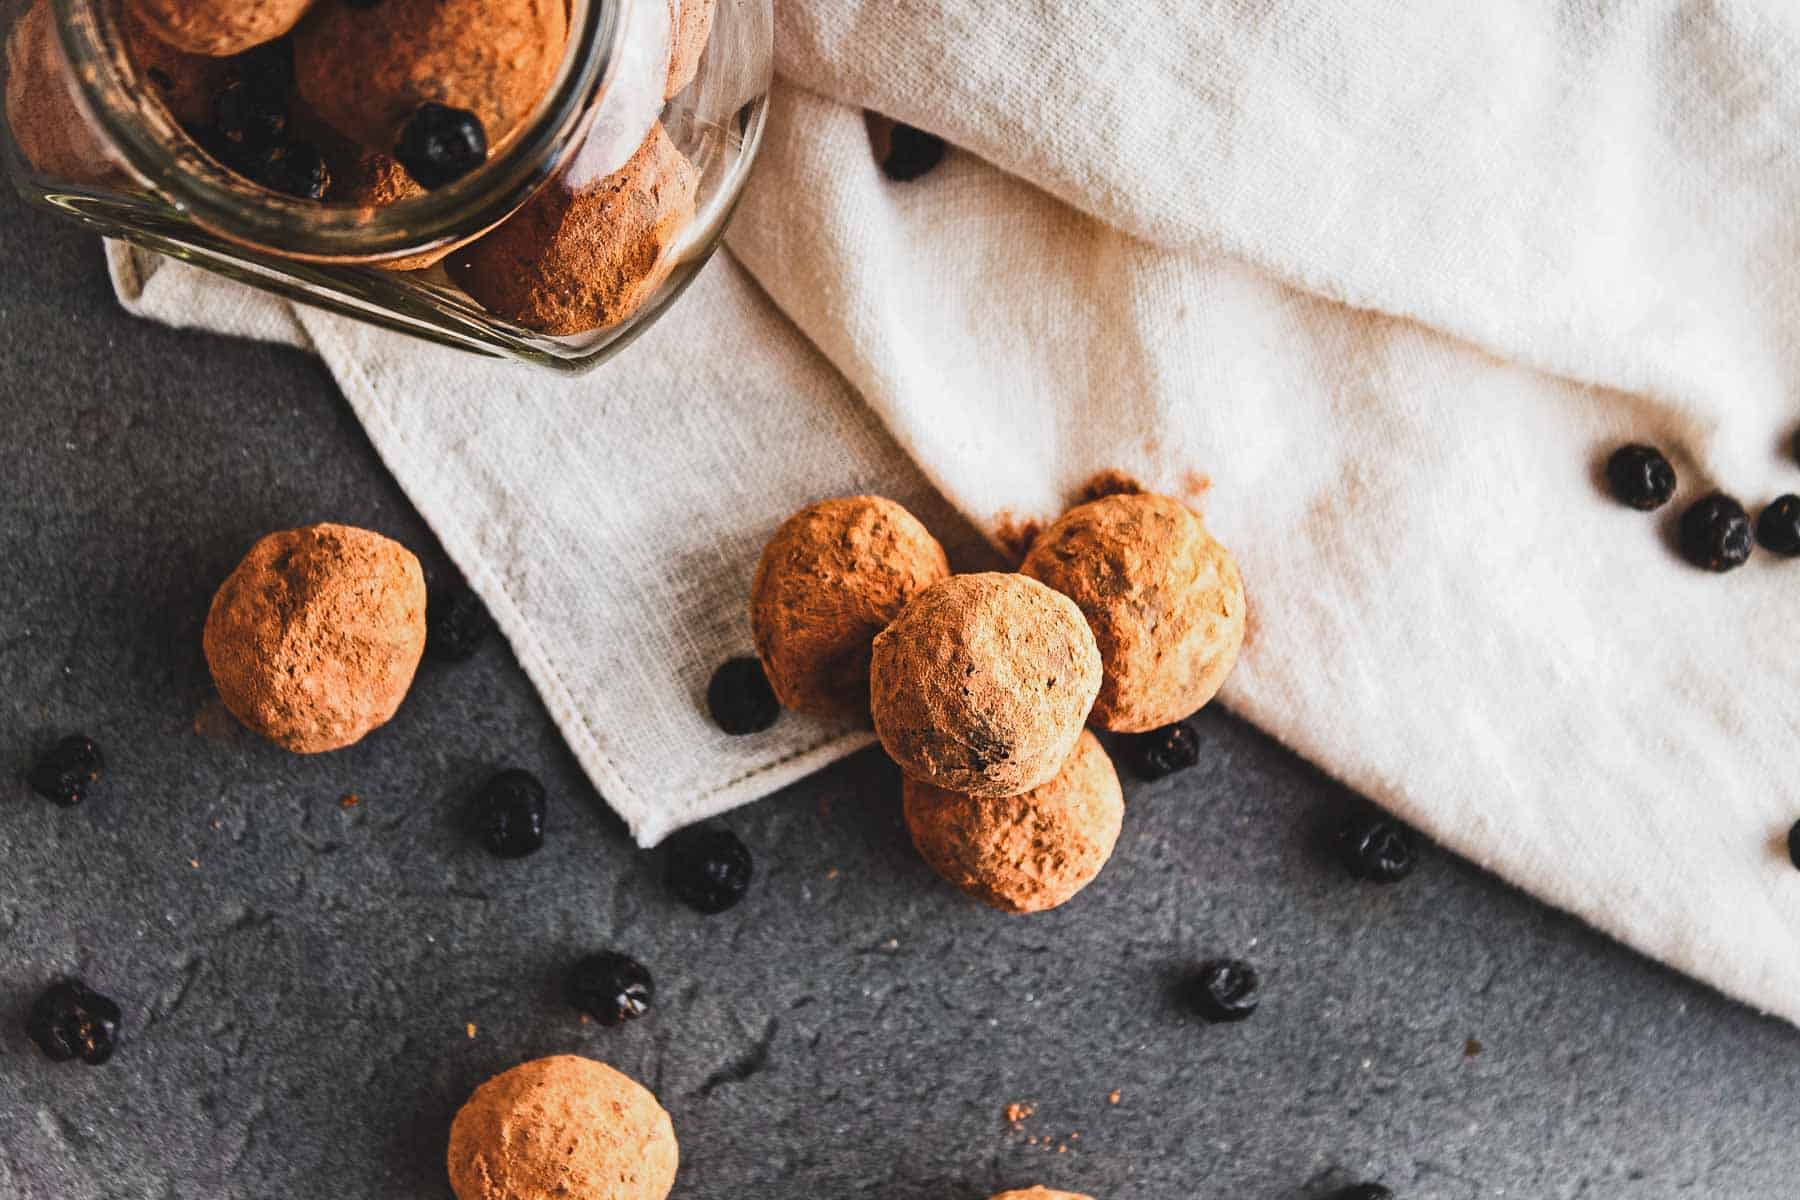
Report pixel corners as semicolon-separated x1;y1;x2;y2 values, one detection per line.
53;0;624;263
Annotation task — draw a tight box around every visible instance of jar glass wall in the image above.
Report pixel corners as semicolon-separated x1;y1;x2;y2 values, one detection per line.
0;0;771;371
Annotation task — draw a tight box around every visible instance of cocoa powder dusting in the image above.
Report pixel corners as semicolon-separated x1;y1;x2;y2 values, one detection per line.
1074;470;1144;505
992;512;1044;566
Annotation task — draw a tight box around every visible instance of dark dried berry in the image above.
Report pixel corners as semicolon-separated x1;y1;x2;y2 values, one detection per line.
236;140;331;199
564;951;655;1026
1329;1186;1394;1200
471;769;546;859
1679;492;1753;572
27;980;122;1065
706;658;779;736
882;122;946;182
1756;495;1800;557
1187;958;1259;1023
665;826;753;914
27;735;102;807
1604;444;1676;511
1122;721;1200;780
232;37;294;96
214;80;288;151
1787;820;1800;871
396;103;487;189
427;587;496;663
1338;815;1416;884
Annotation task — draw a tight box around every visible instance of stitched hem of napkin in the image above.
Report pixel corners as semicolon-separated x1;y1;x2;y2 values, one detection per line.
292;307;877;846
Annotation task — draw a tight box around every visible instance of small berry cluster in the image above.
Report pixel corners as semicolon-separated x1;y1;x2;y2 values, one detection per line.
1604;441;1800;571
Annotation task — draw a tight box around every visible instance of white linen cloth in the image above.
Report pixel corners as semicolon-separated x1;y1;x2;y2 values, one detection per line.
110;0;1800;1025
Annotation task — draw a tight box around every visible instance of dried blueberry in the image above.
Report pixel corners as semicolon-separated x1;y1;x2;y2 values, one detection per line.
665;826;753;914
1122;721;1200;780
1338;815;1416;884
471;769;546;859
1329;1187;1394;1200
27;735;102;807
1187;959;1259;1023
214;80;288;151
1757;495;1800;557
240;141;331;200
1604;444;1676;511
427;587;496;663
1679;492;1753;572
564;951;654;1026
706;657;779;736
1787;820;1800;871
881;123;946;182
396;103;487;189
26;979;122;1065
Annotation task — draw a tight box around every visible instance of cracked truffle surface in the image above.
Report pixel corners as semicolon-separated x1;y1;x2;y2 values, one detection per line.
127;0;316;57
203;523;426;754
871;573;1101;797
751;495;951;722
448;123;696;335
1022;492;1245;733
447;1055;678;1200
294;0;566;152
905;730;1122;914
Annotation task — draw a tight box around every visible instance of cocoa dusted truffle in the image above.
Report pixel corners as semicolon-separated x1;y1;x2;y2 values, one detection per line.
5;0;118;182
202;523;427;754
870;573;1102;797
126;0;316;57
122;7;229;126
750;496;951;722
905;730;1122;914
294;0;567;154
992;1190;1097;1200
1022;492;1245;733
664;0;715;99
447;1055;678;1200
448;123;696;335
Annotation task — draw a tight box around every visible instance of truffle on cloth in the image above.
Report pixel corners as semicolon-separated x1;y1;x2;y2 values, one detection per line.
992;1190;1097;1200
447;1055;678;1200
664;0;714;99
202;523;426;754
294;0;567;152
870;573;1101;797
126;0;315;57
905;730;1122;914
448;123;696;334
750;495;951;721
1022;492;1245;733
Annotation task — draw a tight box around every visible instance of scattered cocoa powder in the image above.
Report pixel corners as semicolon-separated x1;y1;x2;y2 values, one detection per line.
904;731;1123;914
871;574;1101;798
202;523;427;755
1074;470;1144;505
447;1056;678;1200
192;696;239;740
1022;492;1245;733
750;496;950;721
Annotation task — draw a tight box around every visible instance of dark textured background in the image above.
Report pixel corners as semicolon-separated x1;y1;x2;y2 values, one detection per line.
4;188;1800;1200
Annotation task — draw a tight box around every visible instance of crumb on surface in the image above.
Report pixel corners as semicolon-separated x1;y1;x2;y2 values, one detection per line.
188;858;201;870
1005;1101;1036;1131
340;793;360;809
466;1023;477;1039
1465;1037;1484;1057
1107;1089;1121;1105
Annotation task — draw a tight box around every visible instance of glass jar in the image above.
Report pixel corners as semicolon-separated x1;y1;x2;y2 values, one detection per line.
0;0;771;371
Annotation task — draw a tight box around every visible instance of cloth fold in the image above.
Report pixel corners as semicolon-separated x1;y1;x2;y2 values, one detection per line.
112;0;1800;1026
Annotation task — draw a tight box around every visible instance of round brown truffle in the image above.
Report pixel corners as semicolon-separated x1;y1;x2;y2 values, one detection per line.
294;0;567;153
905;730;1122;914
126;0;316;57
447;1055;678;1200
991;1190;1096;1200
202;523;427;754
1022;492;1245;733
750;496;951;722
870;573;1102;797
448;123;696;335
122;6;229;126
664;0;715;99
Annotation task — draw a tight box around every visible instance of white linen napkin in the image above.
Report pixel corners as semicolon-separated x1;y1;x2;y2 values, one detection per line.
110;0;1800;1026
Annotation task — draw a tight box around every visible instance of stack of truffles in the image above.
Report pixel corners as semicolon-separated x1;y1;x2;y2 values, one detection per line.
752;488;1247;913
9;0;712;334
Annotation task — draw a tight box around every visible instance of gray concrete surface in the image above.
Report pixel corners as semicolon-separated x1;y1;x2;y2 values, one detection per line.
3;188;1800;1200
